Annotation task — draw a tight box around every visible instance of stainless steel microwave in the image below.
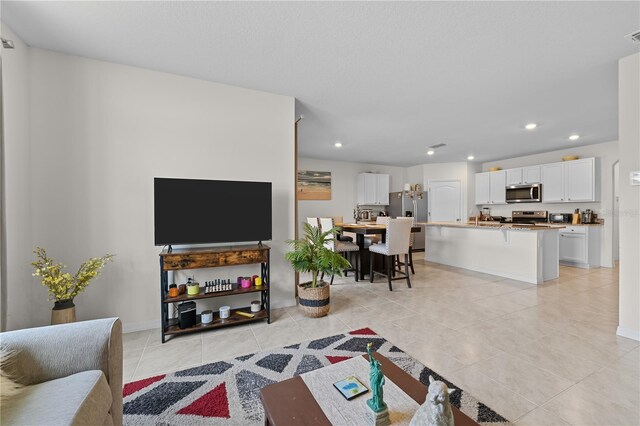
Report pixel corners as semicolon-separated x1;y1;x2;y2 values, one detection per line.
506;184;542;203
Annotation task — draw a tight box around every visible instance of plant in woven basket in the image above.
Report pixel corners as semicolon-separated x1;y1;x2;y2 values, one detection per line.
32;247;115;303
285;222;351;288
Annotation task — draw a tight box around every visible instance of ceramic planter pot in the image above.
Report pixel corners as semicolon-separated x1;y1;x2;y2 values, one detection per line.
51;299;76;325
297;281;330;318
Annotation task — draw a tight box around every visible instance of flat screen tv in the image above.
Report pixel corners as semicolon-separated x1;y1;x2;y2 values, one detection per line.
154;178;272;246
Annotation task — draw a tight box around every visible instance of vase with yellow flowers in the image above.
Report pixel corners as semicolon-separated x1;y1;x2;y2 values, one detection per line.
32;247;114;324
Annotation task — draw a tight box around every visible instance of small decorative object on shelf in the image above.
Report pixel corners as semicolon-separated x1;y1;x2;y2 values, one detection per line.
204;279;233;293
187;278;200;296
251;300;261;312
169;284;179;298
366;343;390;426
201;310;213;324
219;306;230;319
409;376;457;426
31;247;114;325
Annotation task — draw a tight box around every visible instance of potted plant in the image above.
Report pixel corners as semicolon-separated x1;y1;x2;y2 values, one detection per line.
285;222;351;317
32;247;114;324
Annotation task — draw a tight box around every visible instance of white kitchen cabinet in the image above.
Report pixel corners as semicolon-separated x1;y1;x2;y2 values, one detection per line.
542;163;565;202
559;225;601;268
523;166;541;184
376;174;389;205
505;166;540;186
489;171;507;204
475;173;490;205
564;158;595;202
357;173;390;205
506;168;523;186
475;171;506;205
542;158;597;203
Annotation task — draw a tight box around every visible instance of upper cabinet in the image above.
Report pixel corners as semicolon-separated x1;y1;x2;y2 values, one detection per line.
541;163;565;202
564;159;596;202
475;171;506;205
475;173;491;205
522;166;541;184
505;166;541;186
542;158;597;203
357;173;390;205
477;158;597;205
506;168;523;186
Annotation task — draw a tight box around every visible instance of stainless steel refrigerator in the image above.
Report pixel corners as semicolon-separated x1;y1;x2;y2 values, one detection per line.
388;191;427;251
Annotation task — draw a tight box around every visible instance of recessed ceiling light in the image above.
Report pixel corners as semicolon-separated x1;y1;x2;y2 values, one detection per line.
334;141;343;148
427;150;435;156
525;123;537;130
569;134;580;141
467;155;475;160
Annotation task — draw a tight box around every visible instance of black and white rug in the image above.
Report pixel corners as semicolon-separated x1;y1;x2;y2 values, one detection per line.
122;327;510;425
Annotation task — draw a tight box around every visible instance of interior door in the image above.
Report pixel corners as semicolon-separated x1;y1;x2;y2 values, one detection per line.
428;180;461;222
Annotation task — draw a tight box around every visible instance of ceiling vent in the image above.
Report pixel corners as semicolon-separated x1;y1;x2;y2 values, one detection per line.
625;30;640;44
429;143;447;149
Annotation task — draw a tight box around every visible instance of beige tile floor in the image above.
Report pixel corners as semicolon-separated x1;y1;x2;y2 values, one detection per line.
123;260;639;425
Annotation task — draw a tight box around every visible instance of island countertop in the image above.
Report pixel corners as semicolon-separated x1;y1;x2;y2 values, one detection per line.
424;223;561;284
418;221;565;231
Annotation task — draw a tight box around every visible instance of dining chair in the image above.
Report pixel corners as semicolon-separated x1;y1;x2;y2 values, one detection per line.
394;217;415;274
332;216;354;242
364;216;388;246
319;217;359;284
368;218;412;291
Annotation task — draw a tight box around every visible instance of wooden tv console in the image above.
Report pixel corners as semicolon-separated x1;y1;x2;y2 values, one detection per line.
158;244;271;343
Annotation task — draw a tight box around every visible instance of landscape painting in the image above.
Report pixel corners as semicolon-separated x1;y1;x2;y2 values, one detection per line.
297;171;332;200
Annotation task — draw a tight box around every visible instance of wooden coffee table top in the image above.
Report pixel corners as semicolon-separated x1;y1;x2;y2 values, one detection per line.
260;352;479;426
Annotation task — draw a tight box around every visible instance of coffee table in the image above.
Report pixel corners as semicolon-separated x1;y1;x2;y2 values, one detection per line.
260;352;479;426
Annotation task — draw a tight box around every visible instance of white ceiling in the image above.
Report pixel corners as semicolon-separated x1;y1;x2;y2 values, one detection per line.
2;1;639;166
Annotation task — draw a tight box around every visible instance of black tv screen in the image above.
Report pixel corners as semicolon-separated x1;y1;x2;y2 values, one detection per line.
154;178;272;246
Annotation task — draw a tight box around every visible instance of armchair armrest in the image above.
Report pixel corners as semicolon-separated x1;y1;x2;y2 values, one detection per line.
0;318;123;425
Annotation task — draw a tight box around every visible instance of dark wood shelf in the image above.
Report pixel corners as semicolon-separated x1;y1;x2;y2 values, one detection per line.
163;284;269;303
164;307;268;335
160;244;270;271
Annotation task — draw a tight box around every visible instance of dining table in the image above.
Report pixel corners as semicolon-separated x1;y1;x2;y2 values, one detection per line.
337;223;421;280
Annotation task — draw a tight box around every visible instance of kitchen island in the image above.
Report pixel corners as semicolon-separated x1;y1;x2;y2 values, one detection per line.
423;222;564;284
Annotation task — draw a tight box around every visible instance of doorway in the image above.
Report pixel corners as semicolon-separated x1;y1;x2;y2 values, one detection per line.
428;180;462;222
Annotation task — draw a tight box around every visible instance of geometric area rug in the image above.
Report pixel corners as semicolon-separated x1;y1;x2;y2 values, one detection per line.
122;327;510;425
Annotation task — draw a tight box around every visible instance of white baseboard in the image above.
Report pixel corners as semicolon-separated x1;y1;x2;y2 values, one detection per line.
617;326;640;341
122;319;158;334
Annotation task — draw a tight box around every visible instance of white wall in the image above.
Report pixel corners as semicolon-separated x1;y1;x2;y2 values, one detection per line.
1;24;35;331
3;45;295;332
617;52;640;341
297;157;405;233
482;141;618;268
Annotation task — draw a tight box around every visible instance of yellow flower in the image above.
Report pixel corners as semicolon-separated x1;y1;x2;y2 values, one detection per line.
32;247;114;302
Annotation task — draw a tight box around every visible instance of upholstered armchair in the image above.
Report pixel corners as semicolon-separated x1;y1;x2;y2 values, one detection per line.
1;318;123;425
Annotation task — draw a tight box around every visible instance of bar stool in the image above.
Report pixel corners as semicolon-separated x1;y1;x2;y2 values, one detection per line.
319;217;360;284
394;217;415;274
368;218;412;291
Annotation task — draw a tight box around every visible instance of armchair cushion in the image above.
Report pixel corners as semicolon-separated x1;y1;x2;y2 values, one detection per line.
1;369;112;426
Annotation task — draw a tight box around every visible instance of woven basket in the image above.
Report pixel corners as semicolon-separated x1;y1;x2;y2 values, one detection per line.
297;282;330;318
